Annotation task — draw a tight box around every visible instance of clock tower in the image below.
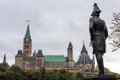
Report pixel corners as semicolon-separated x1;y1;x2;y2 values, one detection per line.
23;24;32;56
67;42;74;67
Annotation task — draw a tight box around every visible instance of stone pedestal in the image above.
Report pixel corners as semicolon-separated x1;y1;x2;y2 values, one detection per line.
83;75;116;80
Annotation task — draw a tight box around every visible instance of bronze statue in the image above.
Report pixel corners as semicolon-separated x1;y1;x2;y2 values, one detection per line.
89;3;108;75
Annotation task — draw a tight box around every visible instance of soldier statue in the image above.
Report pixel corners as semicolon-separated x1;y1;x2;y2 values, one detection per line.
89;3;108;75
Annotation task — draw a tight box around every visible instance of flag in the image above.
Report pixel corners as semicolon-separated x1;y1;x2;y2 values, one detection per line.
26;20;29;22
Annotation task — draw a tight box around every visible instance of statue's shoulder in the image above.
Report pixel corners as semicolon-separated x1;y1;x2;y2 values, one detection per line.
99;18;105;24
99;18;104;21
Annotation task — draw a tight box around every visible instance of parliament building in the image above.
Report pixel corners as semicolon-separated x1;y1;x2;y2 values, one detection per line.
15;24;95;72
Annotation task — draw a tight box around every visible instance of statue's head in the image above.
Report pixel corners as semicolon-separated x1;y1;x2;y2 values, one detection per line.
91;3;101;17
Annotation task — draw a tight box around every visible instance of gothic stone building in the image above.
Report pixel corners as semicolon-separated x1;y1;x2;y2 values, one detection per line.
15;24;94;72
77;42;95;72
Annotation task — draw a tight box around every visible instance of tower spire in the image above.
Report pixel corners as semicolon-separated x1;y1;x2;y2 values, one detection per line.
3;54;6;64
81;41;88;53
68;41;72;48
67;41;73;67
23;24;32;56
25;24;31;38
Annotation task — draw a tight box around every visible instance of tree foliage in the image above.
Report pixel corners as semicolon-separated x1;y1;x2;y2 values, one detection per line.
10;65;24;80
109;13;120;51
0;63;9;72
0;63;119;80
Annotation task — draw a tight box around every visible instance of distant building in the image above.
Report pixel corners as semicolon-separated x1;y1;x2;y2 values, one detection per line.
15;24;44;69
15;24;94;72
44;55;66;70
77;42;95;72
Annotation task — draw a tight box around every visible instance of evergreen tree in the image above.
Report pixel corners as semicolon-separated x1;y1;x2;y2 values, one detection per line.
109;13;120;51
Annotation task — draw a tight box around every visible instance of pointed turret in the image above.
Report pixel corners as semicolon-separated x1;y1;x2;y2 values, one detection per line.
25;24;31;39
3;54;6;64
36;50;44;68
67;42;73;61
81;41;88;53
37;50;44;57
23;24;32;56
67;41;74;67
77;42;92;72
77;41;91;64
68;42;72;49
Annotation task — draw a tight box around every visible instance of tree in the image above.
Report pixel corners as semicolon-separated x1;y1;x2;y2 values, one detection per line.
0;63;9;72
24;69;34;80
109;13;120;51
10;65;24;80
4;70;14;80
76;72;87;80
0;71;5;80
32;70;41;80
39;67;46;80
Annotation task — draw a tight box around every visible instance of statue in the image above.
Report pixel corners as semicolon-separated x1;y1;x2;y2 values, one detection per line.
89;3;108;75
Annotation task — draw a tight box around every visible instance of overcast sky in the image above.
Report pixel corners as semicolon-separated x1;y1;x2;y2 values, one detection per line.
0;0;120;73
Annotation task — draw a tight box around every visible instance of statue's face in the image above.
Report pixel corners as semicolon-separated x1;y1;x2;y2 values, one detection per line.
93;12;100;17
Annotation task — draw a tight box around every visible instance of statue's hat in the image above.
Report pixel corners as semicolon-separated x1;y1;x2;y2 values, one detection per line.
91;3;101;16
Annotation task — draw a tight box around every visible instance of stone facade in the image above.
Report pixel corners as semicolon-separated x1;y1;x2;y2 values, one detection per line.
15;24;44;70
77;42;95;72
15;24;94;72
23;24;32;57
67;42;74;67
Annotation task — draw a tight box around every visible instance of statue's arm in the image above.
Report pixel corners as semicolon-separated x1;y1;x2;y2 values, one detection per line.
104;22;108;39
89;18;94;41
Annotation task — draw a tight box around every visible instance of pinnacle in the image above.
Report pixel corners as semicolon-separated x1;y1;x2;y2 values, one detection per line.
25;24;31;38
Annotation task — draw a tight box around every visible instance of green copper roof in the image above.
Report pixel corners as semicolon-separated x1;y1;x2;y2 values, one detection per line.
44;55;66;62
25;24;31;38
